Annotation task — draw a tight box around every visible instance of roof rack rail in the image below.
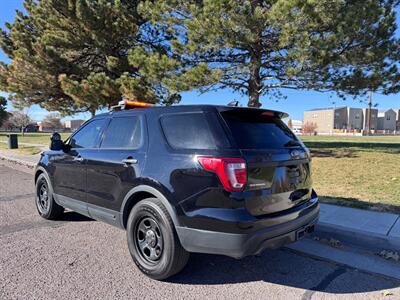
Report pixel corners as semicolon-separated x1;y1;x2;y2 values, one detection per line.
111;100;154;111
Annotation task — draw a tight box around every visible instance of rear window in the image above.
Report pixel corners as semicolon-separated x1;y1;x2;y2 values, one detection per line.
161;113;217;150
221;109;298;149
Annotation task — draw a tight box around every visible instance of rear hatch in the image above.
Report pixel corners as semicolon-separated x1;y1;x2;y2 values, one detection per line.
219;108;312;216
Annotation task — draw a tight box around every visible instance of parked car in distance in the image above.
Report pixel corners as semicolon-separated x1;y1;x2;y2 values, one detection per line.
34;101;319;280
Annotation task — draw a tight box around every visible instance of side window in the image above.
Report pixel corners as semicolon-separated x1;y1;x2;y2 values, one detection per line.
160;113;217;150
101;116;142;149
69;119;106;149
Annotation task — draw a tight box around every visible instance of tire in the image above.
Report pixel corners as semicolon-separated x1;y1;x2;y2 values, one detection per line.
35;173;64;220
126;198;189;280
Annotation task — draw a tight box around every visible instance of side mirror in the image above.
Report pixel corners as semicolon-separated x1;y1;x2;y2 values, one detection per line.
50;132;64;151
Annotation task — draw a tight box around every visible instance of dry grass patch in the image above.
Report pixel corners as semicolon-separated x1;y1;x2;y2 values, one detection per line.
300;135;400;211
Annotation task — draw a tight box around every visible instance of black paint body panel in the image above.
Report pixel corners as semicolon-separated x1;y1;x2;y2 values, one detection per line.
35;105;319;256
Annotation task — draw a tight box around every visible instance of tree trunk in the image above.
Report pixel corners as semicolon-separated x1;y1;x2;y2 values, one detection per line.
247;0;262;109
247;48;262;108
247;36;262;108
89;108;96;118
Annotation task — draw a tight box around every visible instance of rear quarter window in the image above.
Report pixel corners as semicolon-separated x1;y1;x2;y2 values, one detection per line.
160;113;217;150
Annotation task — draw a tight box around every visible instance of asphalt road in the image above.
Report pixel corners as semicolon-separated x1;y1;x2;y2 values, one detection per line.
0;162;399;300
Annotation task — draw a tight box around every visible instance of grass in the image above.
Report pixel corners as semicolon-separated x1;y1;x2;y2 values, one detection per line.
0;132;70;145
300;135;400;213
0;141;42;155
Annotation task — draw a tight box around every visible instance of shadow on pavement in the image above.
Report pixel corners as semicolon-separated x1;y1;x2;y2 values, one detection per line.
59;211;94;222
169;249;399;294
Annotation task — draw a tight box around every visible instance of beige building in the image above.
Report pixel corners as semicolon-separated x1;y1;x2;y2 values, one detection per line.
64;119;85;132
362;108;378;131
377;109;397;131
303;107;348;134
304;106;399;134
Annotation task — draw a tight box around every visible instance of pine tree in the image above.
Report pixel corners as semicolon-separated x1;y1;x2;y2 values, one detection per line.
0;0;181;115
142;0;400;107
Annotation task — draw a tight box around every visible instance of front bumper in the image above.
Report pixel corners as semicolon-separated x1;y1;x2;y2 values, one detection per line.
176;197;319;259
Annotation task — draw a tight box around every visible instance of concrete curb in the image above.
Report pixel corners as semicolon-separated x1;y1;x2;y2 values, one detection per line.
315;221;400;252
287;238;400;280
0;155;36;169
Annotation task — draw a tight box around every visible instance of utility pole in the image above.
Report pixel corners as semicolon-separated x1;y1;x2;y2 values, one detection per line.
367;91;373;135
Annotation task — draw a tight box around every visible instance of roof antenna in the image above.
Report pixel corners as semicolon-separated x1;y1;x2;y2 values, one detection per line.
227;100;239;107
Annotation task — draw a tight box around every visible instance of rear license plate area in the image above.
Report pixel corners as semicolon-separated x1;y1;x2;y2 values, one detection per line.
296;224;315;240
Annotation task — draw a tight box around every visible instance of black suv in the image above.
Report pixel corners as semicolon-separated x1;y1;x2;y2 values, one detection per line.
34;103;319;280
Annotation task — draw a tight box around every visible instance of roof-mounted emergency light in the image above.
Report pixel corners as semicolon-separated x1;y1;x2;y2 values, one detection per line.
111;100;154;111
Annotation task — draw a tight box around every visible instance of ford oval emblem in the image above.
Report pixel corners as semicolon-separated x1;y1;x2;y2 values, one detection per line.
290;149;303;159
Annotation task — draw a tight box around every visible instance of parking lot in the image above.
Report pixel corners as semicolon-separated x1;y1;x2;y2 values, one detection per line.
1;162;399;300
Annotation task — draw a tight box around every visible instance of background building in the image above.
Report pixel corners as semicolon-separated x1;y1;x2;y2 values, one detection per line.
347;107;363;130
377;109;397;131
362;108;378;131
64;120;85;132
291;120;303;134
393;109;400;131
304;106;399;134
303;107;348;134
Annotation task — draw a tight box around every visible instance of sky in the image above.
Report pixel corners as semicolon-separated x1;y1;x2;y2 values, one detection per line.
0;1;399;122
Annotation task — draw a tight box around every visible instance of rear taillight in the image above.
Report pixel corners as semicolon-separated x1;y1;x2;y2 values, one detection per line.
197;157;247;192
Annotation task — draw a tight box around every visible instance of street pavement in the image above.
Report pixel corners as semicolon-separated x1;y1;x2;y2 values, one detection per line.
0;161;399;300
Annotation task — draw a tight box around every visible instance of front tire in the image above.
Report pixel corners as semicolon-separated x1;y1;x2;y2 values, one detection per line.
126;198;189;280
35;173;64;219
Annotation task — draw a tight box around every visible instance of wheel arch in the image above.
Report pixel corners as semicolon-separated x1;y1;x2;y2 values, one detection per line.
34;166;49;184
120;185;181;229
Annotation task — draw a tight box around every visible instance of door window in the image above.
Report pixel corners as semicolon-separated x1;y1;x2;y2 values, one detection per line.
69;119;106;148
101;116;142;149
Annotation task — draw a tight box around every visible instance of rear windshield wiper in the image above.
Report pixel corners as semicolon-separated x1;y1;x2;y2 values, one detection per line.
284;140;302;148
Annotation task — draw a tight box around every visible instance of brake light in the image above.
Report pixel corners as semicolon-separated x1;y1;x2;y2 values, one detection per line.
197;157;247;192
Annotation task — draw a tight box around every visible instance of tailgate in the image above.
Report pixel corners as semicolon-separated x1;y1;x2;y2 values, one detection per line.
243;149;312;216
219;107;312;216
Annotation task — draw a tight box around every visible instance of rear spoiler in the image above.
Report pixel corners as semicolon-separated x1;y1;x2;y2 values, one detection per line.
219;107;288;119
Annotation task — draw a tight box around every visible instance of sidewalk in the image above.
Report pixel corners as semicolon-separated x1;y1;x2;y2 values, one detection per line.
289;204;400;280
0;148;40;168
317;204;400;250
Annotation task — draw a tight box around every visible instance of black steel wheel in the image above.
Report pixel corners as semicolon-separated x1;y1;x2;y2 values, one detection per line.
135;217;164;263
35;173;64;219
36;178;50;215
127;198;189;280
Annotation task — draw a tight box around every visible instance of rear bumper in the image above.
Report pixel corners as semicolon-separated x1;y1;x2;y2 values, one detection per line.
176;197;319;258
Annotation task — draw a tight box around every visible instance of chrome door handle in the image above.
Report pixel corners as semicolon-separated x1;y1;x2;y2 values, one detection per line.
122;158;138;165
73;156;84;162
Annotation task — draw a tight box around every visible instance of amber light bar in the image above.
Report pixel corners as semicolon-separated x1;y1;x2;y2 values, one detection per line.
111;100;154;111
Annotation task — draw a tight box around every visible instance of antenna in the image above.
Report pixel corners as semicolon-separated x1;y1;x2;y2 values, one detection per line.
227;100;239;107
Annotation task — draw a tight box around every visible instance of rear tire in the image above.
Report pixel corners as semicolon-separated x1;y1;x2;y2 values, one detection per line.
126;198;189;280
35;173;64;220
